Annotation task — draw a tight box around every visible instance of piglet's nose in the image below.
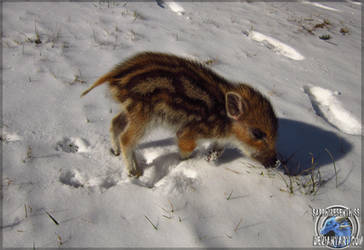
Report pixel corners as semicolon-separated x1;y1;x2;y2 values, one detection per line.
263;156;280;168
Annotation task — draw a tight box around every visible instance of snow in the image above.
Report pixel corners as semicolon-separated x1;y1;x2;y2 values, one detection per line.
2;1;361;248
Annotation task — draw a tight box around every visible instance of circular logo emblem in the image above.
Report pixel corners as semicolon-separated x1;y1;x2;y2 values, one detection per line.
313;205;361;249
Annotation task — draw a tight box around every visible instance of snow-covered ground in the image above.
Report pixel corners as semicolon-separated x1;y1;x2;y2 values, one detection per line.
2;1;361;248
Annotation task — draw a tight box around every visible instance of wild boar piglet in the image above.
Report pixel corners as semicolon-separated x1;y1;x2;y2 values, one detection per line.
81;52;279;177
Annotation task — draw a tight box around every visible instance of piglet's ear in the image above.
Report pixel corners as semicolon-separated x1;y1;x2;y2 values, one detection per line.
225;92;247;120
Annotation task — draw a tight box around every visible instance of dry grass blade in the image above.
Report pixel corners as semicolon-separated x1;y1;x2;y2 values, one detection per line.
299;165;315;175
246;162;257;168
313;168;321;195
226;190;233;200
277;171;290;192
44;210;59;225
234;218;243;232
298;153;317;176
281;164;294;193
224;167;241;175
160;206;169;214
278;151;297;166
325;148;337;188
203;58;217;65
310;168;315;194
24;204;28;218
168;200;174;213
288;175;293;194
145;215;158;230
57;235;63;246
309;153;316;194
33;21;42;44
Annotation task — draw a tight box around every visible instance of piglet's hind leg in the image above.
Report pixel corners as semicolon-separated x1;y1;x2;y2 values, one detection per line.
110;112;128;156
119;110;146;177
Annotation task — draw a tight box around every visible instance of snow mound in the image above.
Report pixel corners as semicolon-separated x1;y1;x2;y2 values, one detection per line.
347;0;361;6
303;85;362;135
1;127;22;143
303;1;341;12
166;1;185;15
123;144;202;194
154;162;200;195
247;31;305;61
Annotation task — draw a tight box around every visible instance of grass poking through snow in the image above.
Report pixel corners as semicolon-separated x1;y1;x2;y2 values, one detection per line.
43;209;59;225
24;204;28;218
145;215;158;230
226;190;233;200
22;146;33;163
226;218;243;239
273;149;339;195
325;148;338;188
234;218;243;232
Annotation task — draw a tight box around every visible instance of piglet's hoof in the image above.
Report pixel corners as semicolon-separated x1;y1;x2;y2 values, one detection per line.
110;148;120;156
128;168;143;178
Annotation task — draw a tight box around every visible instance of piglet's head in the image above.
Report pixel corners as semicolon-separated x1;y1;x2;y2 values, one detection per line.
225;87;279;168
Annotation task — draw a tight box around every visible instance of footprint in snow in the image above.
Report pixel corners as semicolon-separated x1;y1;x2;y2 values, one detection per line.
55;137;90;153
59;169;85;188
244;30;304;61
59;169;119;191
303;85;362;135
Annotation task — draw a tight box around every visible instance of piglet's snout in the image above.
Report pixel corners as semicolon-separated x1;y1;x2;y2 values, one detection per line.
254;152;280;168
263;156;281;168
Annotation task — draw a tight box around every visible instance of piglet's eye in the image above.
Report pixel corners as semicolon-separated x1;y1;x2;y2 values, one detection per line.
251;128;266;140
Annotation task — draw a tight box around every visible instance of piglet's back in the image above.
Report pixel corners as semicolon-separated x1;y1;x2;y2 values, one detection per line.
107;52;234;131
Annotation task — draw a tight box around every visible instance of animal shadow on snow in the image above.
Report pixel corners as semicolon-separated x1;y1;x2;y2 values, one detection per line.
138;137;175;150
136;138;181;187
135;152;182;188
276;118;352;176
135;118;352;182
216;118;352;176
